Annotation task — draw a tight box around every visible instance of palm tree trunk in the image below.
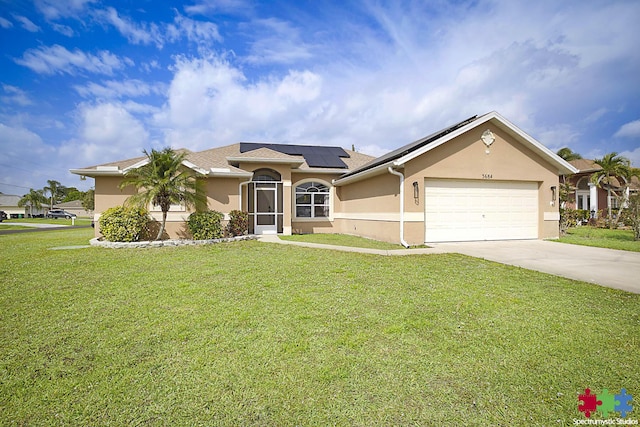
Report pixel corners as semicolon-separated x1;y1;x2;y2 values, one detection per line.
607;182;613;229
156;210;168;240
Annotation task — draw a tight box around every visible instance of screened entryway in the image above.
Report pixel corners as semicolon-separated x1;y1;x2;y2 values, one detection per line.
248;169;283;234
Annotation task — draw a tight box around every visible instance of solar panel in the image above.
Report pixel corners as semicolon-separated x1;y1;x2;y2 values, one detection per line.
239;143;350;168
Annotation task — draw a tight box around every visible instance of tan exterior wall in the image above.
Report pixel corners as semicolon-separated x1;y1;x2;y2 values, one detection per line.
400;125;559;244
333;173;402;241
334;219;400;243
336;125;561;245
94;175;241;240
205;178;240;212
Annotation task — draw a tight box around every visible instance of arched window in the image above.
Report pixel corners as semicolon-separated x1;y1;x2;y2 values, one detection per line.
295;181;330;218
577;177;590;190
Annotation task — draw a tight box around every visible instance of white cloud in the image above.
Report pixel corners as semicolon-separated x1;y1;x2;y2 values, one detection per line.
155;55;323;149
13;15;41;32
14;45;130;75
34;0;96;20
0;123;64;193
94;7;163;48
243;18;313;64
59;102;150;166
74;79;165;99
184;0;251;16
0;17;12;28
614;119;640;138
51;23;74;37
1;85;33;106
166;13;222;45
620;147;640;168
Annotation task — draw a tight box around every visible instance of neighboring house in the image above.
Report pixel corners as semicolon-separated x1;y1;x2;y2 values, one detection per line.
0;194;26;218
54;200;93;218
71;111;577;244
563;159;640;217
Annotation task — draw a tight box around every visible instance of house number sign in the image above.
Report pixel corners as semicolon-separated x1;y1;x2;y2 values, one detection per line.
482;174;493;179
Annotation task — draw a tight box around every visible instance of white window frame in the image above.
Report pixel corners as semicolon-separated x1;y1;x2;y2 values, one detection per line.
150;202;186;212
293;179;333;221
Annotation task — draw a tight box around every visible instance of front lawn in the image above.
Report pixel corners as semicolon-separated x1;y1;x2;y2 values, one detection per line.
3;217;92;226
280;233;403;250
1;228;638;425
557;226;640;252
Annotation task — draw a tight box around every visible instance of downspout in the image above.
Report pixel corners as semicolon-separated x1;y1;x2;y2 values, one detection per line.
238;177;253;211
388;167;410;248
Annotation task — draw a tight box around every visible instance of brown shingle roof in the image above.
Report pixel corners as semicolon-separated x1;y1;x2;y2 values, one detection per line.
569;158;602;173
75;143;375;176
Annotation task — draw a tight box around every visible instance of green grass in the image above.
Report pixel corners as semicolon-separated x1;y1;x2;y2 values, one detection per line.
280;233;404;250
1;228;638;425
557;226;640;252
0;224;32;230
3;217;92;226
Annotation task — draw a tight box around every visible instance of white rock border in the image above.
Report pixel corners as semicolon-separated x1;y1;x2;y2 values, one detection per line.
90;235;256;248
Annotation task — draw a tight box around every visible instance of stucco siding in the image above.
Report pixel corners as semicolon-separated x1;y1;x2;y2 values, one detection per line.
402;126;560;242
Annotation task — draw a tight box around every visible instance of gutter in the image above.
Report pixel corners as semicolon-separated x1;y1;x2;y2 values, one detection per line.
387;167;410;248
332;160;395;186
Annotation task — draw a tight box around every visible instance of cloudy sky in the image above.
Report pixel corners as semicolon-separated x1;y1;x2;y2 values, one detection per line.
1;0;639;194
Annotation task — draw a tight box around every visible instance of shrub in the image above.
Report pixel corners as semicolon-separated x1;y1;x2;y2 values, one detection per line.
227;210;249;236
187;210;224;240
621;194;640;240
99;206;150;242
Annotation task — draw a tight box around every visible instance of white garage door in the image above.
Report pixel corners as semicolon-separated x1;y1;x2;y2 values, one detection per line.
425;179;538;242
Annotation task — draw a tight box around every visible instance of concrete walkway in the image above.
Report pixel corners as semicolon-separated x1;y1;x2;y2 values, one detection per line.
258;236;640;294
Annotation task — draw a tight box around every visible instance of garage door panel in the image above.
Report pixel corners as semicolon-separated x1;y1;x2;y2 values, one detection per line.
425;179;538;242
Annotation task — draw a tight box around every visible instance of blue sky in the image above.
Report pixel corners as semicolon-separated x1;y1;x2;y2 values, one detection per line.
1;0;639;194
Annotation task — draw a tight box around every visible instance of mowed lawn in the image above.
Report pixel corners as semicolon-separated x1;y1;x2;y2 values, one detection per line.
1;229;638;425
558;226;640;252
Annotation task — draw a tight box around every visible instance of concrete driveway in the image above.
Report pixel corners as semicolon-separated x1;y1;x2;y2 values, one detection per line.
430;240;640;294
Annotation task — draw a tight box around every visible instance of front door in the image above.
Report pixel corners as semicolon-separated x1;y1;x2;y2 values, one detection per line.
254;185;277;234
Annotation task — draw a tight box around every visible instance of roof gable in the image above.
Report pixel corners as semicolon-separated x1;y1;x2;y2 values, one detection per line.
335;111;578;185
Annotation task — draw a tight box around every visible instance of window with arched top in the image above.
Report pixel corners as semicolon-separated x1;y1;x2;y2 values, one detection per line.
295;181;330;218
577;177;590;190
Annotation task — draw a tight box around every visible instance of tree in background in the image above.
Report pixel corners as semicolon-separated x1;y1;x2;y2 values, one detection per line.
82;188;95;212
61;187;83;202
556;147;582;161
590;152;631;229
18;189;47;217
119;148;207;240
43;179;64;209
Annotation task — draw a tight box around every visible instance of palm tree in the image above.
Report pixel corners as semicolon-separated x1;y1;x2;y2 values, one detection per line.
556;147;582;161
18;189;47;217
590;152;631;228
43;179;63;209
119;148;207;240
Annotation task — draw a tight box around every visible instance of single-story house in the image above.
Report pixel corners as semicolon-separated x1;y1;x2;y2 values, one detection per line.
0;194;22;218
54;200;93;218
71;111;577;245
562;158;640;217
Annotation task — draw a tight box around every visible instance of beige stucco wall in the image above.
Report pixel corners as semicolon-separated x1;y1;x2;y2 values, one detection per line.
332;173;402;241
94;175;241;239
336;123;561;245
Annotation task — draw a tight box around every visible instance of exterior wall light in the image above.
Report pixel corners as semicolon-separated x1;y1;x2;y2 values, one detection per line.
550;185;557;206
413;181;419;202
